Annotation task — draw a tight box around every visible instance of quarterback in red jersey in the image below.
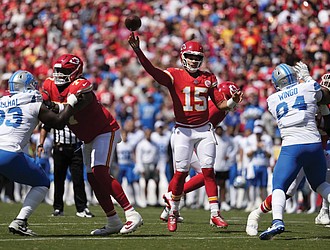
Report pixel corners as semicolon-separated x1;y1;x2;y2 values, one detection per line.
129;33;242;232
39;54;143;235
160;82;238;222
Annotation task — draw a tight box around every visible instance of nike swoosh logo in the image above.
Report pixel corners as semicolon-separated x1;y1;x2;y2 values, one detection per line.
124;222;134;229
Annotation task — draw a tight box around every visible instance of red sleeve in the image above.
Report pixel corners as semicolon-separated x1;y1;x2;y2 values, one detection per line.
134;49;172;86
209;86;225;108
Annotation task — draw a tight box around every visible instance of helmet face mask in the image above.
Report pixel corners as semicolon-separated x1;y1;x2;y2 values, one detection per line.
320;73;330;90
180;41;204;73
9;70;38;95
272;64;298;91
53;54;83;86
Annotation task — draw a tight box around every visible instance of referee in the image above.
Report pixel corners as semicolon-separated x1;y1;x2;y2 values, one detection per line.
38;125;94;218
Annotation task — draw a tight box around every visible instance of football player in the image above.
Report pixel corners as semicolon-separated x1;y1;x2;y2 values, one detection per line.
38;54;143;235
129;33;243;232
0;70;78;236
246;71;330;236
259;62;330;240
160;82;239;222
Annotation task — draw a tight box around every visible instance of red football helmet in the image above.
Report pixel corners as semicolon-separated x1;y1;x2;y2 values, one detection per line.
218;81;240;100
53;54;83;85
320;73;330;90
180;41;204;73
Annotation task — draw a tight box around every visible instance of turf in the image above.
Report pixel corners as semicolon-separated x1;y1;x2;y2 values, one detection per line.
0;203;329;250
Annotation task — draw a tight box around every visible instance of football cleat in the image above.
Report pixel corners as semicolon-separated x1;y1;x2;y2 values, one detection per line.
161;192;184;222
76;208;95;218
52;209;64;216
120;210;143;234
259;220;285;240
246;209;260;236
91;214;123;236
91;225;122;236
210;211;228;228
167;211;179;232
315;209;330;225
8;219;36;236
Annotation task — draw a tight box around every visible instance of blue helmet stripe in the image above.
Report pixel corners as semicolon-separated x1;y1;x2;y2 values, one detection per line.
9;70;23;93
280;64;293;85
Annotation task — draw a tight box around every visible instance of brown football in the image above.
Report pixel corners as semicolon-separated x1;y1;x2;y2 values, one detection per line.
125;15;142;31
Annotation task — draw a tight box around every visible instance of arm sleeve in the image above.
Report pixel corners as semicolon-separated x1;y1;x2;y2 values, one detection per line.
134;49;172;86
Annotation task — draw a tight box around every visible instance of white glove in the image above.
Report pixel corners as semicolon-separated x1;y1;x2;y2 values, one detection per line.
67;94;78;107
294;61;313;82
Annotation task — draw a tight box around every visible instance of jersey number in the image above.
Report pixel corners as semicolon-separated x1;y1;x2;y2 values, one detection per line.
182;87;207;112
276;95;307;119
0;107;23;128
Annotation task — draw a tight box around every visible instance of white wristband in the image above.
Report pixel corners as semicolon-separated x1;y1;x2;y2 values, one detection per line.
58;103;64;112
319;104;330;116
67;94;78;107
227;98;237;109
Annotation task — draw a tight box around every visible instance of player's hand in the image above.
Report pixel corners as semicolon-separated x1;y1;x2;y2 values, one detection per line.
37;145;44;158
128;32;140;51
232;90;243;104
294;61;312;82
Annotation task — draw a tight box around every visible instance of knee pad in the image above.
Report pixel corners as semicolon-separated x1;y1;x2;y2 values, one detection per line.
175;159;190;172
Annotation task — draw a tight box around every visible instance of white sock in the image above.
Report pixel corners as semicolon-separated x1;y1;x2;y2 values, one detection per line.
17;186;48;220
210;203;219;216
272;189;286;221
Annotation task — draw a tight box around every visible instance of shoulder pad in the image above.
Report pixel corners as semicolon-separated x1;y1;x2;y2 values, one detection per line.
70;79;93;94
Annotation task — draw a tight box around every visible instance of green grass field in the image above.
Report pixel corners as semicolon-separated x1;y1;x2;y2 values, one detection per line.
0;203;330;250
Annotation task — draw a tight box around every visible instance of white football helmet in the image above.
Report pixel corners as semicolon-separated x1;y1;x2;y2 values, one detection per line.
8;70;38;95
272;63;298;91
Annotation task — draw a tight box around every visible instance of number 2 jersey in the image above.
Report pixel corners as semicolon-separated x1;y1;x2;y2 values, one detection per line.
267;80;322;146
42;77;119;143
0;91;42;152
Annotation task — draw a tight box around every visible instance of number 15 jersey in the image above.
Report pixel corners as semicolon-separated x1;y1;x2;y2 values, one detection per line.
267;80;322;146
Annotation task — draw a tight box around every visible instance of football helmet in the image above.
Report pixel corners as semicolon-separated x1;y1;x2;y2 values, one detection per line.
180;41;204;73
218;81;240;100
8;70;38;95
272;63;298;91
320;73;330;90
53;54;83;86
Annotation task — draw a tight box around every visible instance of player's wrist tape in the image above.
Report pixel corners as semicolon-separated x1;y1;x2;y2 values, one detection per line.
227;98;238;109
319;104;330;116
58;103;64;112
37;144;43;148
67;94;78;107
303;75;313;82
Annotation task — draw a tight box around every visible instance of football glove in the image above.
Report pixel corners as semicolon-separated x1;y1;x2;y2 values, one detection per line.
294;61;313;82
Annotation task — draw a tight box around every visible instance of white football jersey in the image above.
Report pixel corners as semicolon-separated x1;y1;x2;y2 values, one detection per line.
267;80;322;146
151;131;171;161
0;91;42;152
116;140;135;165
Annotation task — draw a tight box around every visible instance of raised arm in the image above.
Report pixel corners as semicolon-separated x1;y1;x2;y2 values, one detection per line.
128;32;172;86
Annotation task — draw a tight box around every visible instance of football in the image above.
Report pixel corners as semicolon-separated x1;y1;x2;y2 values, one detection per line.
125;15;142;31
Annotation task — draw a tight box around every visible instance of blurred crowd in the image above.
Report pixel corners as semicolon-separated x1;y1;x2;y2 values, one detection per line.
1;0;330;212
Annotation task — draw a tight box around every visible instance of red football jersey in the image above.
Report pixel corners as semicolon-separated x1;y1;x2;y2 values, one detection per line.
164;68;219;127
42;77;119;143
